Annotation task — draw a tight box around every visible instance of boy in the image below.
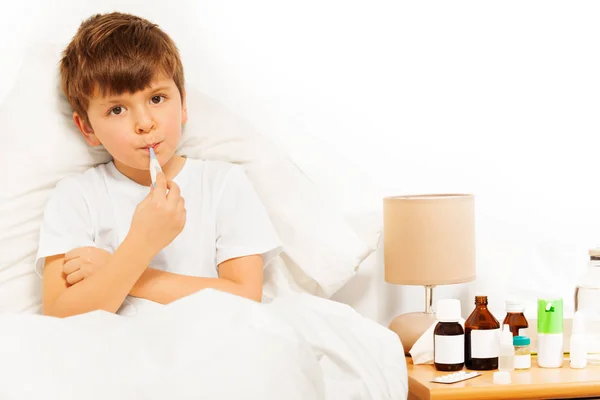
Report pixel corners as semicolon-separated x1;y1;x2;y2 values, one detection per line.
36;12;281;318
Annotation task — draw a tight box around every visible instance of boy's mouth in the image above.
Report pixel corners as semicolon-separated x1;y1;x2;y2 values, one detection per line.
142;142;161;150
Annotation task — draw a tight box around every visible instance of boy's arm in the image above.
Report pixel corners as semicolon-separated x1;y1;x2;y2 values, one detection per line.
43;235;152;317
43;173;185;317
129;255;263;303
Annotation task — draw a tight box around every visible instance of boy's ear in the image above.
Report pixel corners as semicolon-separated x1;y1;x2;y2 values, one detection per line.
181;89;188;125
73;112;101;146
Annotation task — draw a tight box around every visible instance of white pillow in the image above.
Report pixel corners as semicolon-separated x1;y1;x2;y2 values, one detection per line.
0;43;374;313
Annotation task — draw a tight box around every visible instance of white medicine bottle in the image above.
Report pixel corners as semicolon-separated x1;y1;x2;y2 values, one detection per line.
570;311;587;369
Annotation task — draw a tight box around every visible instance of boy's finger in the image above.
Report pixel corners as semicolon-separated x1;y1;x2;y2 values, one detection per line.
166;180;181;202
63;259;81;275
64;249;82;261
66;270;84;285
152;172;168;196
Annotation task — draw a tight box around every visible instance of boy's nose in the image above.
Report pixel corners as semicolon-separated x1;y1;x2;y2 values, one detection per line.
135;112;155;134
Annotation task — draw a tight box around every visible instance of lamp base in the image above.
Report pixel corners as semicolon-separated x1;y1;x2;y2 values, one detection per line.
389;312;438;355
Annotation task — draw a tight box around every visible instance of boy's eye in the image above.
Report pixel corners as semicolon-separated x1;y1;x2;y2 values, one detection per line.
109;106;124;116
151;95;165;104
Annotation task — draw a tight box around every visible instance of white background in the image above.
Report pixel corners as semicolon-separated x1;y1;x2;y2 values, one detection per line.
2;0;600;322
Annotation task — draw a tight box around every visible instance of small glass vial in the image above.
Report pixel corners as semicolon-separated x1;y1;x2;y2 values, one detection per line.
434;299;465;371
465;295;500;370
503;300;529;337
513;336;531;369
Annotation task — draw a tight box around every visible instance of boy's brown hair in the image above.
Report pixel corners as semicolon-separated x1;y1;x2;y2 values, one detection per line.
60;12;185;126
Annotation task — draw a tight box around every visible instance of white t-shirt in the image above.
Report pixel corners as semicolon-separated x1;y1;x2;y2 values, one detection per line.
36;158;281;313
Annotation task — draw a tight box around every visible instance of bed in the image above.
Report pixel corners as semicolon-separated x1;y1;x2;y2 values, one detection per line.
0;34;408;400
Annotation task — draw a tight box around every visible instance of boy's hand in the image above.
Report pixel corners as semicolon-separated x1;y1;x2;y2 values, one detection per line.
63;247;112;285
128;172;186;259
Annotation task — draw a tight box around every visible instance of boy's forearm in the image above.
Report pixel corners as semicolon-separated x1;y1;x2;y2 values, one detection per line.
47;236;152;318
130;268;258;304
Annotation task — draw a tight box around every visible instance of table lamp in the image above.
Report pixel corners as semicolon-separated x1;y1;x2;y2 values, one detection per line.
383;194;476;354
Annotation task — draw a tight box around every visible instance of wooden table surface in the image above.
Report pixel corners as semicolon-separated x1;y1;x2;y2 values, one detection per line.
407;356;600;400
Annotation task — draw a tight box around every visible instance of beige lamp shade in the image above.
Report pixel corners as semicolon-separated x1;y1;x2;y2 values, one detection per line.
383;194;476;286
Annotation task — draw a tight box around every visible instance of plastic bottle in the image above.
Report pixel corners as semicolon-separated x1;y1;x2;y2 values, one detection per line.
513;336;531;369
570;311;587;369
537;297;564;368
575;248;600;361
498;325;515;372
434;299;464;371
465;295;500;370
503;300;529;337
574;249;600;313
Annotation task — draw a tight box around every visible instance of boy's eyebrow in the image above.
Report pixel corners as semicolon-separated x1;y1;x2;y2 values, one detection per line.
150;85;172;93
99;98;125;106
97;85;173;106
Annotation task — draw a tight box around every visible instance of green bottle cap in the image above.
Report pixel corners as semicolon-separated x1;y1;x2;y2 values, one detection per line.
537;298;563;334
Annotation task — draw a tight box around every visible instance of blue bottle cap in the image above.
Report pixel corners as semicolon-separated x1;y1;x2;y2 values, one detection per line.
513;335;530;346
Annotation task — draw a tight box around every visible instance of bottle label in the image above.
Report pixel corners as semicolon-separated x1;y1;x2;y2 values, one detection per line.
434;334;465;364
514;354;531;369
471;329;499;358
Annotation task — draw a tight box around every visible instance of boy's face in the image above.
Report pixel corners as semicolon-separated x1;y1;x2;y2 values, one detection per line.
73;75;187;182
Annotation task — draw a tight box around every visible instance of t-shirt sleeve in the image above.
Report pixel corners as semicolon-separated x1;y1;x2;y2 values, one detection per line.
215;165;281;268
35;177;96;276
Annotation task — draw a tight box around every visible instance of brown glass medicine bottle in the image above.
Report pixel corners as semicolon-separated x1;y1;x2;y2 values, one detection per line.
434;299;465;371
502;300;528;337
465;295;500;370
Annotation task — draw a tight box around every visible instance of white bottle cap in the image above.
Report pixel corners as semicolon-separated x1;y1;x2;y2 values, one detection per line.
436;299;462;322
506;299;525;313
493;371;511;385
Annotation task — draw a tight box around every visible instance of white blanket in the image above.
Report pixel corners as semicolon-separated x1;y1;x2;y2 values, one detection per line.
0;290;407;400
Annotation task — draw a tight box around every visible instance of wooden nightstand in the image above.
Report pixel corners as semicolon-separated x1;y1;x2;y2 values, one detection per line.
407;356;600;400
